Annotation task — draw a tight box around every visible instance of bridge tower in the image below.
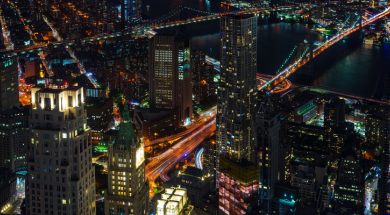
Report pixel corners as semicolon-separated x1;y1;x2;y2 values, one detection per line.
179;5;187;33
296;42;314;78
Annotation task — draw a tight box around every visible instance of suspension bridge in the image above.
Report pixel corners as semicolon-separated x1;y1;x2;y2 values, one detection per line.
260;7;390;92
0;4;311;56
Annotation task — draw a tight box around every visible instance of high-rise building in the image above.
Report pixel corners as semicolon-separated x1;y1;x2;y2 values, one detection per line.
291;165;317;201
203;135;216;180
149;32;192;125
104;104;149;215
178;166;212;209
216;14;258;169
121;0;142;27
0;107;29;173
0;56;19;111
365;108;390;215
328;122;354;168
333;144;364;213
218;156;259;215
255;103;281;214
84;97;114;144
26;85;96;215
191;50;215;102
324;98;345;142
0;167;17;214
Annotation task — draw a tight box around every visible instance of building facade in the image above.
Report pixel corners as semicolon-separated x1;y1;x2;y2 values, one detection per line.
0;168;17;214
0;56;19;111
324;98;345;142
203;135;216;180
26;85;96;215
256;104;281;214
179;166;212;209
334;149;364;213
218;156;259;215
216;14;258;172
149;32;192;125
121;0;142;27
85;97;114;145
291;165;317;202
0;107;29;173
104;104;149;215
191;50;215;102
133;108;180;142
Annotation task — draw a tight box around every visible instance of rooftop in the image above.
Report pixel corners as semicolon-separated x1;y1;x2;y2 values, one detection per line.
182;166;203;178
135;108;176;121
85;97;112;109
33;84;81;93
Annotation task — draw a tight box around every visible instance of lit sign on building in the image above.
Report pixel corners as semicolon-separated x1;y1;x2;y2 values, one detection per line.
136;143;145;168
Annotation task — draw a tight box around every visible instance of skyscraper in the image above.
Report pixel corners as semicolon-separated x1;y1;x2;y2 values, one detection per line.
121;0;142;27
191;50;216;102
255;103;281;214
0;56;19;111
26;85;96;215
324;98;345;143
149;32;192;125
104;104;149;215
0;107;29;173
216;14;258;167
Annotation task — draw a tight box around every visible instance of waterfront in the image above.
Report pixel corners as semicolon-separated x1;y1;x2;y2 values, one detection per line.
144;0;390;98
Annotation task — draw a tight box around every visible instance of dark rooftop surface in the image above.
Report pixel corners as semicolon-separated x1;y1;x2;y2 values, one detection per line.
85;97;112;109
183;166;203;178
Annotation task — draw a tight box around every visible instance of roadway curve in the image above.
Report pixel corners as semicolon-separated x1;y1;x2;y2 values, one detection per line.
145;117;215;195
145;106;217;147
195;148;204;170
257;73;291;93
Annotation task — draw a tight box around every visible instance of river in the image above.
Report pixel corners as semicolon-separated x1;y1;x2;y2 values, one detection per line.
143;0;390;98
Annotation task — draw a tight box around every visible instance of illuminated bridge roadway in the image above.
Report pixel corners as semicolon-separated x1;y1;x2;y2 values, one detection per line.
1;4;311;56
261;6;390;91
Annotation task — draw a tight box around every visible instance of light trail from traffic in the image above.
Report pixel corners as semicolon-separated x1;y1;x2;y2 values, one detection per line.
145;116;215;197
1;4;312;56
9;2;55;77
195;148;204;170
43;16;99;87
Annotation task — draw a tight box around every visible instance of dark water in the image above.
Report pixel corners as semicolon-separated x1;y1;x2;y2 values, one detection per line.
144;0;390;98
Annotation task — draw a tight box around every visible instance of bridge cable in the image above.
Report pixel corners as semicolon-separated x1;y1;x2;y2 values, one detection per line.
276;45;297;74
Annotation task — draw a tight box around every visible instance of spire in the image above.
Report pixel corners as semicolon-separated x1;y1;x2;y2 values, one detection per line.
266;98;273;111
257;103;266;119
114;104;138;150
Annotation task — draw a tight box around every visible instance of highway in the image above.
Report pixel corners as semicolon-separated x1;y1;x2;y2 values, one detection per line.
145;116;216;197
145;106;217;147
